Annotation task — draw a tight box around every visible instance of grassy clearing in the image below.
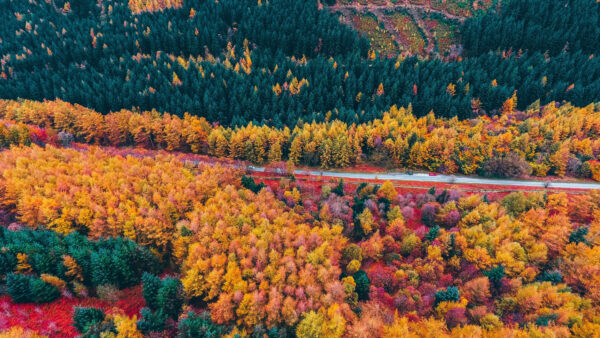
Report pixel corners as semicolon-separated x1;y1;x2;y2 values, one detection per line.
350;12;400;56
423;14;460;56
428;0;473;17
338;0;392;5
388;11;427;55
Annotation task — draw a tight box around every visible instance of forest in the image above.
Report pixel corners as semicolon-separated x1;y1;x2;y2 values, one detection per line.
2;145;600;336
1;0;600;126
2;0;600;336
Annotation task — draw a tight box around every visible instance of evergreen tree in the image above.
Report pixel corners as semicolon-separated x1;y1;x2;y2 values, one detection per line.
31;278;60;303
73;307;106;334
137;307;167;334
352;270;370;301
6;273;33;303
142;273;162;311
157;277;185;319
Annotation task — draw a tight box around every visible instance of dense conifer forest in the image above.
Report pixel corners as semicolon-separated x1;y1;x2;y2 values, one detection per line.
1;0;599;126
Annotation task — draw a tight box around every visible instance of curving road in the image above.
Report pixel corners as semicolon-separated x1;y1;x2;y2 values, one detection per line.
247;166;600;190
74;145;600;190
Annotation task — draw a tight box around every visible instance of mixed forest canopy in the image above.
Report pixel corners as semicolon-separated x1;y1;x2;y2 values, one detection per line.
1;0;599;127
5;0;600;336
4;145;600;336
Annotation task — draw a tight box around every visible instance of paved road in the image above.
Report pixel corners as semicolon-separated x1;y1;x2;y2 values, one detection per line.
74;144;600;190
247;166;600;190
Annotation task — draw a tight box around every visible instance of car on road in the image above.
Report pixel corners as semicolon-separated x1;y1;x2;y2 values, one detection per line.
428;172;438;176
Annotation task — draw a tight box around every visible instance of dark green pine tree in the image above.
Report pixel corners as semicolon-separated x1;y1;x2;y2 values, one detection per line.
90;250;114;287
6;273;33;303
31;278;60;303
157;277;185;319
352;270;370;301
73;307;106;334
142;273;162;311
137;307;167;334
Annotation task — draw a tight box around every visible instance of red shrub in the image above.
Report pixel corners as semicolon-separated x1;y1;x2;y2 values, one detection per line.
0;285;145;337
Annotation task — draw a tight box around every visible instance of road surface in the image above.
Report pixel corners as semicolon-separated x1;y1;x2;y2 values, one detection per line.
246;166;600;190
94;147;600;190
74;145;600;190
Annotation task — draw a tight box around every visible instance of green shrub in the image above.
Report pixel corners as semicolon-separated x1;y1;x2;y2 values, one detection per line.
0;252;17;275
81;323;116;337
332;179;345;196
241;175;266;193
